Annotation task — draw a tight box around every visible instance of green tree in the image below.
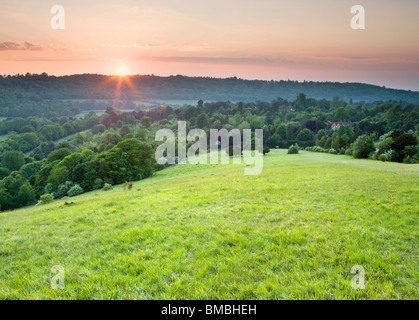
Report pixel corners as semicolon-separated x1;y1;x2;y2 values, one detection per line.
103;138;154;184
19;161;42;181
49;165;70;186
377;137;394;154
0;167;11;180
120;124;132;138
295;93;307;110
17;182;36;206
297;128;315;147
2;151;25;172
353;134;375;159
140;116;152;128
286;122;301;140
195;113;210;129
46;148;72;164
334;107;349;121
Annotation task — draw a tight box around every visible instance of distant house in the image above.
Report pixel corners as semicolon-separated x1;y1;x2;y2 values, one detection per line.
331;121;358;131
331;123;341;131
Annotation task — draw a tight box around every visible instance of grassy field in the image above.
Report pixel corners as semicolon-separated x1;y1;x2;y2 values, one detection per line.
0;150;418;299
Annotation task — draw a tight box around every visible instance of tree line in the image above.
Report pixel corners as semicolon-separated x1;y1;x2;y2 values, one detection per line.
0;93;418;212
1;73;419;118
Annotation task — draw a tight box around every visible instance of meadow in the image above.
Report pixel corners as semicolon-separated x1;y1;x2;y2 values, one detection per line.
0;150;418;299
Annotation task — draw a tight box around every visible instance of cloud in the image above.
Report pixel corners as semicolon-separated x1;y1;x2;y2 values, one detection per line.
0;41;42;51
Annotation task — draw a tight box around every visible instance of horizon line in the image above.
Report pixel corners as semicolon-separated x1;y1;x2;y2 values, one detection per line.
2;72;418;93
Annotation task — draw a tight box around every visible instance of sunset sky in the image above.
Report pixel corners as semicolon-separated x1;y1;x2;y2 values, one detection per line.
1;0;418;90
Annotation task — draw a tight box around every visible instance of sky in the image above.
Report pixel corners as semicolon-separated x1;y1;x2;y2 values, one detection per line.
0;0;418;91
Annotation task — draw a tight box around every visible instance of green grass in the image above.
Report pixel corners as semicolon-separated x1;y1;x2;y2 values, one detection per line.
0;150;418;299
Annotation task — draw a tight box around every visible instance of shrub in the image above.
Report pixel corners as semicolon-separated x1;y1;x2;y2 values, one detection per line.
155;163;166;171
403;156;417;164
93;178;103;190
314;146;325;153
377;137;394;154
329;148;338;155
353;134;375;159
287;144;300;154
403;145;417;158
65;181;74;188
102;183;113;191
378;154;387;162
67;184;84;197
44;182;55;194
384;149;399;162
57;184;70;198
40;193;54;205
369;152;379;160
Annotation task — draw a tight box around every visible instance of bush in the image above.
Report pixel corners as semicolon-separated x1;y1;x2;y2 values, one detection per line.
369;152;379;160
57;184;70;198
287;144;300;154
40;193;54;204
403;156;417;164
403;145;417;158
378;154;387;162
67;184;84;197
353;134;375;159
314;146;325;153
44;182;55;194
377;137;394;154
384;149;399;162
329;148;338;155
93;178;103;190
102;183;113;191
65;181;74;188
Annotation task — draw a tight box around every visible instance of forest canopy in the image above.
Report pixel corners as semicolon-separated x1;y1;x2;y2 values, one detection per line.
1;74;419;118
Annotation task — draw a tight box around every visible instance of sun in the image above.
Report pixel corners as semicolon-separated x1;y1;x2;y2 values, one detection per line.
116;65;129;76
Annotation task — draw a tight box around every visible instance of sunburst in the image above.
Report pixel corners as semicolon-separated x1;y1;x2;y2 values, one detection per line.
98;65;141;107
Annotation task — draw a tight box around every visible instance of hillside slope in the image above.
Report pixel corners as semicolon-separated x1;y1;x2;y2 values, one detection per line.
0;150;418;299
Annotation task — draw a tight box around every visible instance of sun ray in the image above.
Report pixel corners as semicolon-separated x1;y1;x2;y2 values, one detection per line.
95;65;142;109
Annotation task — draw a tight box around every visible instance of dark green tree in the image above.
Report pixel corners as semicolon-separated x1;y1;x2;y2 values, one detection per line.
353;134;375;159
2;151;25;172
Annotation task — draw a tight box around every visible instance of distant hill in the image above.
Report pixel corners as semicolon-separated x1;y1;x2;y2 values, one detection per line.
1;73;419;105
